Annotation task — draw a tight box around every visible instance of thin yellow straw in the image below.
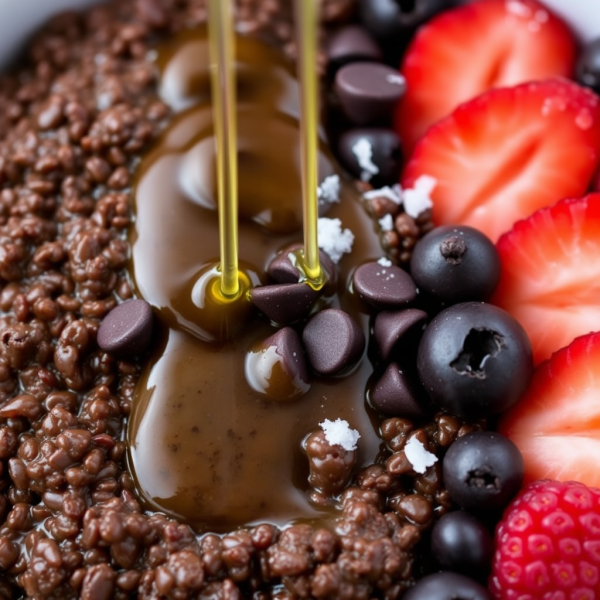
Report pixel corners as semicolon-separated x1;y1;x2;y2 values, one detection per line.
295;0;323;287
208;0;239;298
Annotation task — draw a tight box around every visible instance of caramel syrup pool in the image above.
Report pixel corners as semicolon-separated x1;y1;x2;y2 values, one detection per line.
127;28;384;532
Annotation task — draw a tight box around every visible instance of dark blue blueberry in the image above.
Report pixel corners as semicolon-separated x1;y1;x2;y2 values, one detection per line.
410;225;500;304
403;572;492;600
431;511;494;577
417;302;532;418
443;431;524;513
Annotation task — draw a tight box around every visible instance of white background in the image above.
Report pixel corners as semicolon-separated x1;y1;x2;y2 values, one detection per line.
0;0;598;71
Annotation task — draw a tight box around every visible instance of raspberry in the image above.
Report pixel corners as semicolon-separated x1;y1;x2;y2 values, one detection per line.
490;480;600;599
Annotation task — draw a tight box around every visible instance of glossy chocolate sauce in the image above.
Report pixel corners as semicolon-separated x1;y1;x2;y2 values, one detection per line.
127;28;385;532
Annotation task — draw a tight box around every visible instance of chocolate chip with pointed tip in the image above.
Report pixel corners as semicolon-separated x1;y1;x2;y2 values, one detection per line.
250;282;319;325
245;327;310;401
370;363;427;418
335;62;406;125
353;262;417;310
327;25;383;74
267;243;338;291
375;308;428;360
302;309;365;376
97;299;154;357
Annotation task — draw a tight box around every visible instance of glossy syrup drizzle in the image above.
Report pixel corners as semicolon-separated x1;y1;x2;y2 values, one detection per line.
295;0;323;288
208;0;240;299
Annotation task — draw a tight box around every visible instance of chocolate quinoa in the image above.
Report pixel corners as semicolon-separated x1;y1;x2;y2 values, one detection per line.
0;1;446;598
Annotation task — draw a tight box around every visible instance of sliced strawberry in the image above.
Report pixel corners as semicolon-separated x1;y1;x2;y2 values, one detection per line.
396;0;576;153
401;79;600;242
499;332;600;487
493;194;600;365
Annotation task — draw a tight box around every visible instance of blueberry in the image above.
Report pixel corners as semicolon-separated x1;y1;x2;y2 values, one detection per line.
402;572;493;600
443;431;524;513
576;38;600;94
326;25;383;76
410;225;500;304
431;511;494;578
359;0;452;42
417;302;532;418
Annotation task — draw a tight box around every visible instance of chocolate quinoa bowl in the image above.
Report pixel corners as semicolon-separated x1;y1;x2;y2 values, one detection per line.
0;1;490;598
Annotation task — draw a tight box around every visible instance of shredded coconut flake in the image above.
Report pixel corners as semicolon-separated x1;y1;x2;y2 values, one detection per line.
402;175;436;218
317;218;354;264
404;436;438;474
317;174;341;204
363;185;402;205
378;214;394;232
320;419;360;452
386;73;406;86
352;138;379;181
377;257;392;267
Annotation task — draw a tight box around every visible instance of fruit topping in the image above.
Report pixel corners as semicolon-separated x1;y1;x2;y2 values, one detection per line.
411;225;500;304
396;0;576;153
97;299;154;357
337;128;403;187
359;0;452;48
326;25;383;75
403;572;493;600
402;79;600;242
493;193;600;365
577;38;600;95
443;431;524;513
302;308;365;376
335;61;407;125
431;511;494;579
417;302;532;418
490;479;600;599
352;260;417;309
500;332;600;488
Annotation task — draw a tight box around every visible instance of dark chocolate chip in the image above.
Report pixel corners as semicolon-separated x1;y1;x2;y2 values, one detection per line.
374;308;428;360
302;309;365;376
337;128;402;187
267;243;338;291
335;62;406;125
370;363;426;418
250;283;319;325
245;328;310;401
327;25;383;74
353;262;417;310
97;299;154;357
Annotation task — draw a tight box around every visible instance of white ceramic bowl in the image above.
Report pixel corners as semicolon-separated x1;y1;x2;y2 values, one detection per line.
0;0;599;73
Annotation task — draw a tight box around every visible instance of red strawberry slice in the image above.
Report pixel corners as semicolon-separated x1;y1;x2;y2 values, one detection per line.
493;194;600;365
401;79;600;242
396;0;576;153
500;332;600;488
